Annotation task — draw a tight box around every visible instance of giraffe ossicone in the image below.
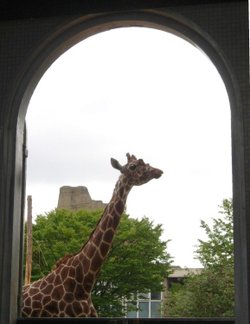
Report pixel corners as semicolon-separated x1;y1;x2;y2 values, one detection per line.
22;153;163;317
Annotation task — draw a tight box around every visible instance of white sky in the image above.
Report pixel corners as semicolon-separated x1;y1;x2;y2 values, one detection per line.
26;27;232;268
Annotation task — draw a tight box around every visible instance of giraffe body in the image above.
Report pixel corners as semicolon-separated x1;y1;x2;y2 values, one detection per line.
22;153;163;317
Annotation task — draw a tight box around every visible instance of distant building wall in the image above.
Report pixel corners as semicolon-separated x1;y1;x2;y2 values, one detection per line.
57;186;107;211
165;266;203;289
126;267;203;318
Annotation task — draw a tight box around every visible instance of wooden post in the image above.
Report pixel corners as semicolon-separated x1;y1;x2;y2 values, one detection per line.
25;195;32;285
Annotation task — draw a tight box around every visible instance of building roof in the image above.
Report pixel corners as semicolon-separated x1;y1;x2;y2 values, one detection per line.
168;266;203;278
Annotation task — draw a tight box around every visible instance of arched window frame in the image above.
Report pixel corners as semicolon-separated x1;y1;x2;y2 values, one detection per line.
0;5;248;324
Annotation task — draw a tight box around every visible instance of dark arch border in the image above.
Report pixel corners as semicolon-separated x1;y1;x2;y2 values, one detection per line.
5;9;245;324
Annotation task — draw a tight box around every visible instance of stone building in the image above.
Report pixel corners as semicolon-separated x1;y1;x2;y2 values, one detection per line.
57;186;107;211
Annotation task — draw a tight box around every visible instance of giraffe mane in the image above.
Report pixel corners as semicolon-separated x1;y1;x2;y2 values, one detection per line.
53;253;75;269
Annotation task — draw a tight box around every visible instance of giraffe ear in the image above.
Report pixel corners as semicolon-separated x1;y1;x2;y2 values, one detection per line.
111;158;123;171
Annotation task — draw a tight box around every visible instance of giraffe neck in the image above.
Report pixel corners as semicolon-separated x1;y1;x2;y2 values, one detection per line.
77;175;132;288
84;174;132;255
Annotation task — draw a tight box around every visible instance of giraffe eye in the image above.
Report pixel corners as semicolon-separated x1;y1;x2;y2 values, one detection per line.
129;163;137;171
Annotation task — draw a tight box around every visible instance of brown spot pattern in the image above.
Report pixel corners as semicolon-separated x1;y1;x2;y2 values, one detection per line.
51;285;64;300
65;303;75;317
100;241;110;257
75;264;83;283
91;251;103;272
103;228;114;243
60;266;69;281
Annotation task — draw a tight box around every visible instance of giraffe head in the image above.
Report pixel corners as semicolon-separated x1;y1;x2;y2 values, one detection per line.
111;153;163;186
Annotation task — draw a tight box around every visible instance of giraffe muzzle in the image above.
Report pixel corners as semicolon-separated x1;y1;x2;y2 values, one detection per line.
153;168;163;179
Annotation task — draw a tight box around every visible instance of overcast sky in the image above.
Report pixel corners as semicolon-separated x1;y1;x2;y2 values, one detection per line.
26;27;232;268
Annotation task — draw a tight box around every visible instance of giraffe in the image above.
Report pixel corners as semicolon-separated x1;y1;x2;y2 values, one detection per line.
22;153;163;317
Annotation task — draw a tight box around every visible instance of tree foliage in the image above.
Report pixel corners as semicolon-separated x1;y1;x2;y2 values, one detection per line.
165;199;234;317
196;198;233;270
26;209;172;316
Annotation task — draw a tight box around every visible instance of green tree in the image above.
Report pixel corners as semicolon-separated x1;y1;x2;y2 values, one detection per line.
27;209;172;316
165;199;234;317
196;198;233;270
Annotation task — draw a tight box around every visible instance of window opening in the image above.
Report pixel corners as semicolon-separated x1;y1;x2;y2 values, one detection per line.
24;26;232;318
